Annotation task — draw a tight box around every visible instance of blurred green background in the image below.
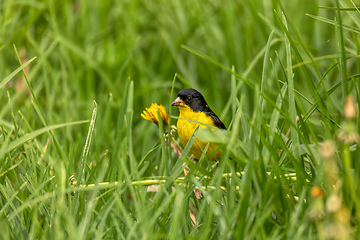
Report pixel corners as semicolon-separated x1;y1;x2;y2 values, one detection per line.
1;0;360;238
1;0;337;164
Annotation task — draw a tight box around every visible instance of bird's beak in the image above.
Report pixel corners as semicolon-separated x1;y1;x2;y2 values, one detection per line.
171;97;183;106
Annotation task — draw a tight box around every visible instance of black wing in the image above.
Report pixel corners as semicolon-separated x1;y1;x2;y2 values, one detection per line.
207;111;227;130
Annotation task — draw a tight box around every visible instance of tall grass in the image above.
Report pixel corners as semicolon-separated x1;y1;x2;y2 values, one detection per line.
1;0;360;239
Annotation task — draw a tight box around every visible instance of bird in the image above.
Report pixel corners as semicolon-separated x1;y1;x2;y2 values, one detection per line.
171;88;226;161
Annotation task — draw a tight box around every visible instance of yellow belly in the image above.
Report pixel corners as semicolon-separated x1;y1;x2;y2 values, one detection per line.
177;106;221;160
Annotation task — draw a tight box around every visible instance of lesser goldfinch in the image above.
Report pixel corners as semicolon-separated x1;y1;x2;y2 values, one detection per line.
171;88;226;161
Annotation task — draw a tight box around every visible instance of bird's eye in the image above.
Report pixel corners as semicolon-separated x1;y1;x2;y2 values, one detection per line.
187;96;192;101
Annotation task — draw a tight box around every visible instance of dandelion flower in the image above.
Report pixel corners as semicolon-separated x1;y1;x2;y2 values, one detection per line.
141;103;169;128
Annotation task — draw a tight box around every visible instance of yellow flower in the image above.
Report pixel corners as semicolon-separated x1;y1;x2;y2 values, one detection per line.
311;186;324;198
141;103;169;127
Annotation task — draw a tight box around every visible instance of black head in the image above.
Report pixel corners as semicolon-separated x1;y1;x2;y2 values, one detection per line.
171;88;210;112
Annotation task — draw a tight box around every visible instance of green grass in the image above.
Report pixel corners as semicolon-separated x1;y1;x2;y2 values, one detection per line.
1;0;360;239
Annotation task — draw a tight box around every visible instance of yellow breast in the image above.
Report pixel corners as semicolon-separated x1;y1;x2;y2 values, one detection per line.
177;105;221;160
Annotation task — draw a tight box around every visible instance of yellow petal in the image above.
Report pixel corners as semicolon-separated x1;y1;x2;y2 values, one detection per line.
141;103;169;126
